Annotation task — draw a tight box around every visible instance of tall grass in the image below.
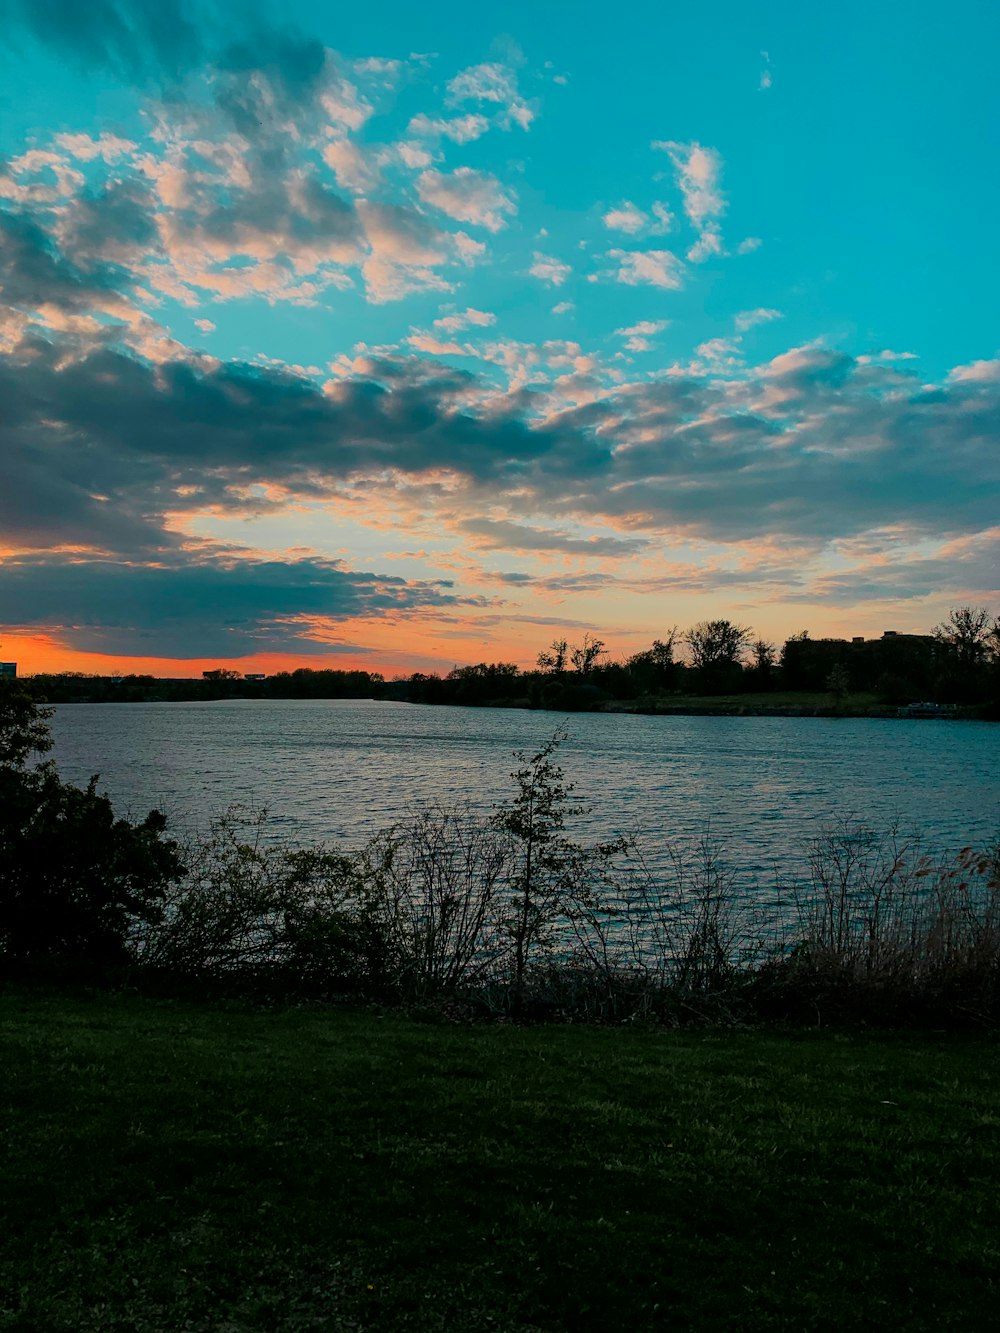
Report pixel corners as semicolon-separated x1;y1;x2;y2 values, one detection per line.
126;801;1000;1027
758;822;1000;1024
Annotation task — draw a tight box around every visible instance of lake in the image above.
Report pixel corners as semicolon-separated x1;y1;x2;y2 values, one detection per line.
48;699;999;892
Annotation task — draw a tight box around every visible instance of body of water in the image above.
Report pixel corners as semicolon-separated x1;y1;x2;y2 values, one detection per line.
48;700;999;889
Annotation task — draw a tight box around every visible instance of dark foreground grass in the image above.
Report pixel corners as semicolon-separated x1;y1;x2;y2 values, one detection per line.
1;994;998;1333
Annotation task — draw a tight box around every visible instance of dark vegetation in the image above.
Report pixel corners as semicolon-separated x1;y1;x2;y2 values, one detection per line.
25;605;1000;716
406;607;1000;715
2;680;998;1027
3;990;999;1331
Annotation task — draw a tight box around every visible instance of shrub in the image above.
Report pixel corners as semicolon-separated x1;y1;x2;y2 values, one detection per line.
0;682;184;975
136;807;372;997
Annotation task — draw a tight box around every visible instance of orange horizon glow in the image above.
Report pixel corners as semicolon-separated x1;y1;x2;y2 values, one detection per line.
0;601;963;682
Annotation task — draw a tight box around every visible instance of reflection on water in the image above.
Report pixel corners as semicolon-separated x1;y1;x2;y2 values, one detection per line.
49;699;1000;888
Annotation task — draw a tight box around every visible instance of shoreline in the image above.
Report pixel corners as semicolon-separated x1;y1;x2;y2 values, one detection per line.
41;692;994;720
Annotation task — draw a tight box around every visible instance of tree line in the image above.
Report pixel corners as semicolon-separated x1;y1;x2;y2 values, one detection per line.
406;607;1000;712
17;605;1000;713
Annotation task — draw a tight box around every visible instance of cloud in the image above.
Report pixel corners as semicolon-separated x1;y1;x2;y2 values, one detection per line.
390;141;434;171
358;201;474;301
695;337;742;367
603;248;684;289
799;531;1000;605
652;140;724;229
407;113;491;144
616;319;669;351
552;301;574;315
734;308;783;332
1;0;205;86
433;307;496;333
737;236;762;255
686;226;723;263
407;332;474;357
445;61;534;130
212;25;362;139
857;349;919;364
528;252;571;286
0;207;140;324
948;358;1000;383
7;315;997;556
602;200;672;236
602;202;648;235
416;168;516;232
322;139;379;194
461;518;649;556
0;550;477;656
0;149;84;205
617;320;670;337
3;182;998;618
57;176;160;268
54;132;137;162
0;23;526;322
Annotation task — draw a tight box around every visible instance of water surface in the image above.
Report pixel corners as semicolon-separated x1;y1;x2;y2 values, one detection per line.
49;700;999;889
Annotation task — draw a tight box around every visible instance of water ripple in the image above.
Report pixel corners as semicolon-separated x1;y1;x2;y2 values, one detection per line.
48;699;1000;889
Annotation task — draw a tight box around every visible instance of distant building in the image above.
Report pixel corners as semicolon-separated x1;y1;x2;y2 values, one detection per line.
244;672;266;681
852;636;865;645
0;662;16;678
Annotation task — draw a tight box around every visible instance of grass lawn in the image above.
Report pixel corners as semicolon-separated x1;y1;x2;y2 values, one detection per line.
1;991;998;1331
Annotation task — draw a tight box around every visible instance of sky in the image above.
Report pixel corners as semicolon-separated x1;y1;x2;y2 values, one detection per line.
0;0;997;678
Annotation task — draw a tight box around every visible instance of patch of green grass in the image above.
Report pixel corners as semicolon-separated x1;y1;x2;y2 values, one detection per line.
1;991;998;1330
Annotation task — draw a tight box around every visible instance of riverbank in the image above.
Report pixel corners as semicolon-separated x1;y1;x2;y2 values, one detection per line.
2;989;998;1332
594;693;985;719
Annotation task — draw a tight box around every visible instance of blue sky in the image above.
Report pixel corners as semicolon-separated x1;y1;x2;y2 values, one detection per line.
0;0;997;674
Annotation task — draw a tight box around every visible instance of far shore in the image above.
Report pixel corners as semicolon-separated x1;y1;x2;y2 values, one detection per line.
39;690;994;720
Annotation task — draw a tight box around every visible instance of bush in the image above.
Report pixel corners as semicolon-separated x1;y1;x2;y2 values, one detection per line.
0;683;184;976
136;807;372;998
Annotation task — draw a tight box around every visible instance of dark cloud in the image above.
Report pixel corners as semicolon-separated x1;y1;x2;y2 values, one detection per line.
0;209;128;315
799;537;1000;605
214;26;331;138
57;178;159;269
461;517;649;556
165;169;363;275
0;0;206;86
2;185;998;662
1;326;997;568
0;552;479;657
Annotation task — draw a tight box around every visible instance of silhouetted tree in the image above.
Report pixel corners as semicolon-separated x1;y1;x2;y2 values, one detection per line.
749;639;776;692
536;639;569;674
934;606;994;701
627;632;680;694
570;634;605;676
684;620;752;693
0;684;53;767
